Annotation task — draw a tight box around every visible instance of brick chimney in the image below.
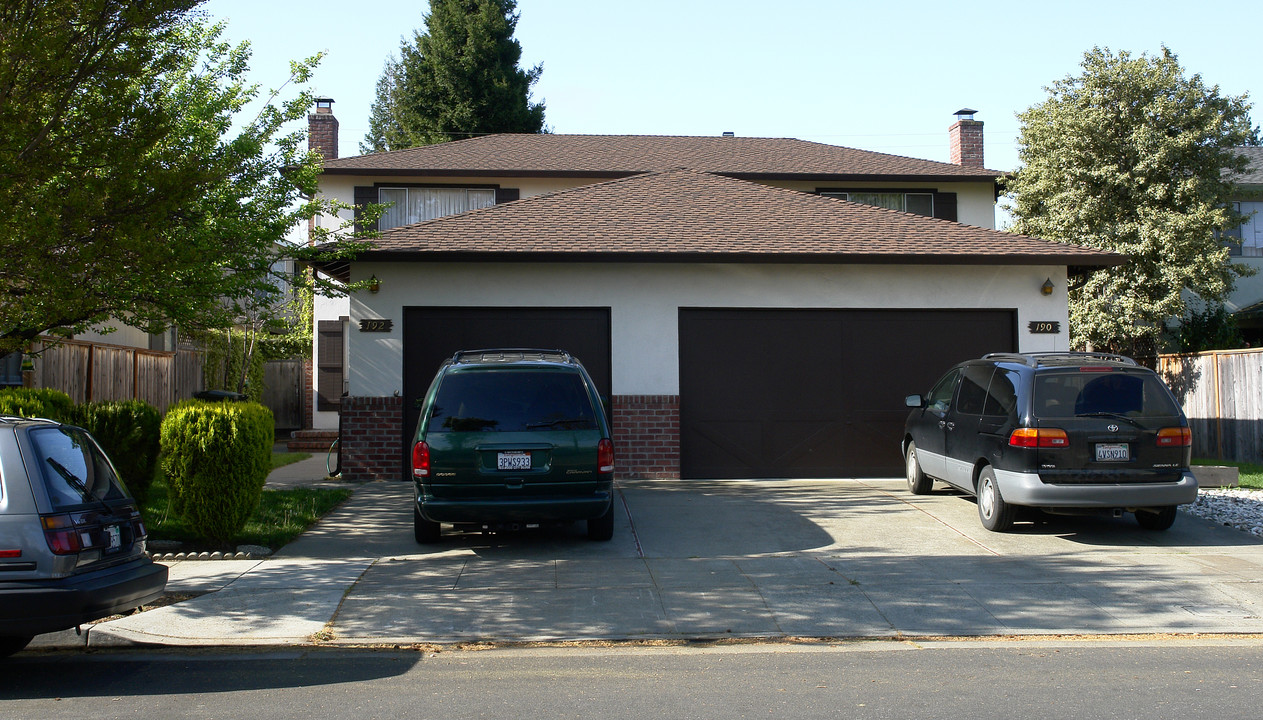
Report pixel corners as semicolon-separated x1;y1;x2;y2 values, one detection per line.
948;108;983;169
308;97;339;161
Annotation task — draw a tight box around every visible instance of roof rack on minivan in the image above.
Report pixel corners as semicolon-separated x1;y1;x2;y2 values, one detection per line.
452;349;574;365
981;351;1138;367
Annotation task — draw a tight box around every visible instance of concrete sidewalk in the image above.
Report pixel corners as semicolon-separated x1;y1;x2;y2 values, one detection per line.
29;456;1263;650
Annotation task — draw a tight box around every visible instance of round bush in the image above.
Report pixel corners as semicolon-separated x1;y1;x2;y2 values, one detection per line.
0;388;75;423
77;400;162;503
160;400;274;546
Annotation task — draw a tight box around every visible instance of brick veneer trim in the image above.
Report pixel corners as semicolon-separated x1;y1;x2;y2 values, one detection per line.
338;394;683;482
612;395;681;479
339;395;404;482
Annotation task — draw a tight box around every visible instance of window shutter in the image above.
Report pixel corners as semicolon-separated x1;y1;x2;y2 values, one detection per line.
353;186;377;233
495;188;520;204
316;320;345;411
932;192;958;222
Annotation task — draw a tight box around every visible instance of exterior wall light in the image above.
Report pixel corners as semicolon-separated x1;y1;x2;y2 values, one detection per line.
369;275;381;294
1041;278;1054;296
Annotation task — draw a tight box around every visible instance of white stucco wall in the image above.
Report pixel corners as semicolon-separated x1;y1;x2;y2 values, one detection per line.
336;262;1070;399
1225;256;1263;313
74;324;156;350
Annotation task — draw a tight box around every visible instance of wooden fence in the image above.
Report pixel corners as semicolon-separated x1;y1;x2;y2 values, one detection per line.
27;339;307;432
28;339;203;413
1158;348;1263;463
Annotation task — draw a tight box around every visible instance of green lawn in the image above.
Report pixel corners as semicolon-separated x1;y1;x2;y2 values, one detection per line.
1193;459;1263;489
142;452;351;552
270;451;311;469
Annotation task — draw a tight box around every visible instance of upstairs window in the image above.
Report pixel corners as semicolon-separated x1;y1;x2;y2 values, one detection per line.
820;191;934;217
378;187;496;230
1238;201;1262;257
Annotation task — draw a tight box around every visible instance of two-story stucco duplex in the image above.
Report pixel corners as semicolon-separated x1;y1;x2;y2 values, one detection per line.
304;102;1120;482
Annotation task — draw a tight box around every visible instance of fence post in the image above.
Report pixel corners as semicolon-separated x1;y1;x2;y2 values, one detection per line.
1213;350;1223;460
85;344;94;403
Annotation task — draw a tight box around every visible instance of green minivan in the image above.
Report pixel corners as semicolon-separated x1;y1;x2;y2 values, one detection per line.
410;349;616;543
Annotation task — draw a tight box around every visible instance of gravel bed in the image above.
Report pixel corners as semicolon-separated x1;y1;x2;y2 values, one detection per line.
1186;487;1263;537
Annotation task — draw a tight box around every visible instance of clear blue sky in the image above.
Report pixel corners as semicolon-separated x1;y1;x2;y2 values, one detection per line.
200;0;1255;175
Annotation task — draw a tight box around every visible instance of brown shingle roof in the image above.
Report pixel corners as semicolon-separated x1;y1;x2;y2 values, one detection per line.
322;133;1003;180
361;169;1120;267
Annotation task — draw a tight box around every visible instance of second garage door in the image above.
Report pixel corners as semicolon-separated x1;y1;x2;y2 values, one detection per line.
679;308;1015;479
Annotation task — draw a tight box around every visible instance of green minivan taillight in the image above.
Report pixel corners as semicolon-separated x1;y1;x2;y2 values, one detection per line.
412;441;431;478
598;438;614;474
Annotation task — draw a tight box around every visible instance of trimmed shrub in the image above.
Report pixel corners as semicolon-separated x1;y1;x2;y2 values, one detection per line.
0;388;76;423
77;400;162;503
160;400;274;546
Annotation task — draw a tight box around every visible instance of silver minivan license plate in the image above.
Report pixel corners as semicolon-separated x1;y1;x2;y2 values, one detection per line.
1095;443;1130;462
497;451;531;471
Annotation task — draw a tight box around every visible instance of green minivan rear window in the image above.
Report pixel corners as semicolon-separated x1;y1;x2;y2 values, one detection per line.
428;370;597;433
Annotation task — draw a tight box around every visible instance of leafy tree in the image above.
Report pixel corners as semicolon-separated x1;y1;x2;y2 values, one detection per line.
0;0;371;356
361;0;545;152
1167;301;1245;353
1005;46;1259;357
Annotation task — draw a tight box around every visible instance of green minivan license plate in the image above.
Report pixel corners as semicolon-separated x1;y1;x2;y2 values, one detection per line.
497;451;531;471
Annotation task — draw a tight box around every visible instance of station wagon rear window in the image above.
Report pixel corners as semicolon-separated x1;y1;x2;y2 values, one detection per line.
29;427;128;509
1033;371;1181;419
428;370;597;433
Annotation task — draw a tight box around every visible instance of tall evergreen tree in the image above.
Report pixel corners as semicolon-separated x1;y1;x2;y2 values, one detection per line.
1005;46;1258;357
361;0;545;153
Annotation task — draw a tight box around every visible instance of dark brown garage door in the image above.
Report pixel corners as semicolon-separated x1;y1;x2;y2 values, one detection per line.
402;307;611;477
679;308;1015;479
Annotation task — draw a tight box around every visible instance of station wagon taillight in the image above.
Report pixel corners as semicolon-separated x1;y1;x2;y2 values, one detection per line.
598;438;615;474
1156;427;1192;447
40;513;85;555
1009;427;1070;448
412;441;431;478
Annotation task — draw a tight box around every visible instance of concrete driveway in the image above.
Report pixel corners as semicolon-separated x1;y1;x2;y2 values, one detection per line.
65;474;1263;649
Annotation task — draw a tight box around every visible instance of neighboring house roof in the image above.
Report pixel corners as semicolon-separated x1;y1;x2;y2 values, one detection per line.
320;133;1003;181
1231;146;1263;188
348;169;1119;269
